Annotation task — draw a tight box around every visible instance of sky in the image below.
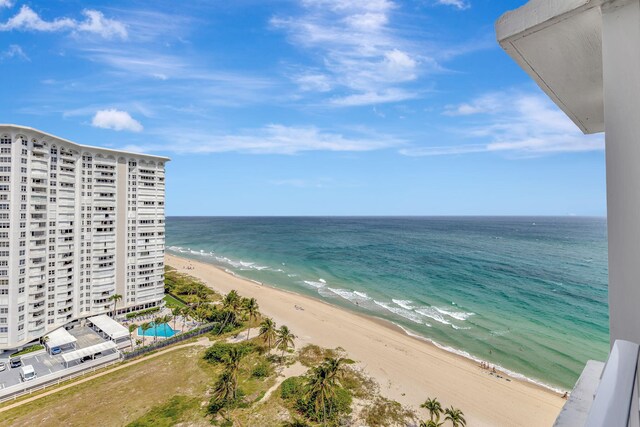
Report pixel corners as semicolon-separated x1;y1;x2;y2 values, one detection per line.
0;0;606;216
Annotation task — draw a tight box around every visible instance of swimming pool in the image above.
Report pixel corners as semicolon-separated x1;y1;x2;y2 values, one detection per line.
138;322;176;338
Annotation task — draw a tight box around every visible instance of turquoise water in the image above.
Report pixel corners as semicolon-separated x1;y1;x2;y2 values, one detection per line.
138;323;176;338
166;216;609;390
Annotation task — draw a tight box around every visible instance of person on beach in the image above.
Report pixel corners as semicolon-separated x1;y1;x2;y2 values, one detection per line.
562;392;569;399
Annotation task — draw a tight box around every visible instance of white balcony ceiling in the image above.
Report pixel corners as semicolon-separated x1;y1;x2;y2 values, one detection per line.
496;0;608;134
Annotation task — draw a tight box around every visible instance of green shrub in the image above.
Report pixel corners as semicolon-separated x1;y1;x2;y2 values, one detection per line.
11;344;44;357
251;360;272;378
297;387;352;422
281;376;304;400
126;307;160;319
204;342;257;364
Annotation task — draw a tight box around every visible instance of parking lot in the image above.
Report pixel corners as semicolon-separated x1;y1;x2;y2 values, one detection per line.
0;326;115;390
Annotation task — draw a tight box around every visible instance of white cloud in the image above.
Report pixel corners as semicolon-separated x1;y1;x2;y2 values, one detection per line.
0;0;13;9
435;0;470;10
330;89;417;106
92;109;143;132
271;0;427;106
122;124;403;155
0;6;127;39
401;91;604;157
1;44;29;61
76;10;127;40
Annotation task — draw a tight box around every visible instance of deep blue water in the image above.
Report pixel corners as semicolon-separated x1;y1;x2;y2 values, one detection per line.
166;216;609;390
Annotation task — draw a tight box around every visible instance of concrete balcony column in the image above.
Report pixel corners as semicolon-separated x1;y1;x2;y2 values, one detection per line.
601;0;640;347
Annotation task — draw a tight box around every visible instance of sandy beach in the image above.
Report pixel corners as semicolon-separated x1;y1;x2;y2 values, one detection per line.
167;253;565;426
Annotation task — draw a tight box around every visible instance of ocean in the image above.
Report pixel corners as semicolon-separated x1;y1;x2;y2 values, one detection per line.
166;216;609;391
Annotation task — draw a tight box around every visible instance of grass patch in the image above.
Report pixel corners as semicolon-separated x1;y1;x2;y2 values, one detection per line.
297;344;341;367
163;294;187;309
164;267;219;305
11;344;44;358
360;396;416;427
126;395;199;427
0;347;217;427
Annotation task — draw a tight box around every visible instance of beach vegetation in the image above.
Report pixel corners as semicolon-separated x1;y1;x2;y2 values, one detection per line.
259;317;278;349
243;297;260;340
164;266;218;305
251;359;272;378
422;397;443;422
444;406;466;427
276;325;297;356
362;396;415;427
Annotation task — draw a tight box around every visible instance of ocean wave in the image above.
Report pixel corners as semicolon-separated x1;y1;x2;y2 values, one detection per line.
327;288;371;303
392;299;414;310
374;300;424;325
414;307;451;325
392;323;566;394
434;307;475;321
304;280;326;288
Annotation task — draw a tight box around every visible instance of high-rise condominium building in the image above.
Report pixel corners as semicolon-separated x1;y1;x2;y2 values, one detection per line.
0;125;169;351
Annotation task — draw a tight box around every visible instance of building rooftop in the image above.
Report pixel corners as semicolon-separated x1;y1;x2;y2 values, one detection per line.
0;124;170;162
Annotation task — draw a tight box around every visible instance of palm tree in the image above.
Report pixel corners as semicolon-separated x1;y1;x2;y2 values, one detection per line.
276;325;296;356
171;307;182;332
217;290;241;334
108;294;123;317
259;318;277;350
140;322;152;346
322;357;348;383
128;323;138;348
195;286;209;307
212;369;236;402
163;314;173;335
444;406;466;427
244;297;259;340
153;316;164;343
420;420;444;427
305;363;338;424
421;397;443;422
222;346;246;399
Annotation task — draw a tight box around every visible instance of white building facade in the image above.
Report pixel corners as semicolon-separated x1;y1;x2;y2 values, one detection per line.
0;125;169;351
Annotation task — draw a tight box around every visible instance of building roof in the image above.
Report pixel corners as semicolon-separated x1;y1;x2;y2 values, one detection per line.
61;341;117;364
496;0;610;134
45;327;77;349
0;124;170;161
88;314;130;340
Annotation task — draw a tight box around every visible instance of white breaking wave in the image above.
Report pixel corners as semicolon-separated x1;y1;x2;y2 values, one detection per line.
392;299;414;310
414;307;452;325
374;300;424;325
435;307;475;321
327;288;371;304
304;280;326;288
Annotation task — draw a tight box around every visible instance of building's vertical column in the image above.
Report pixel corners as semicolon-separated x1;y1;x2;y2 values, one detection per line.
115;158;127;309
602;0;640;346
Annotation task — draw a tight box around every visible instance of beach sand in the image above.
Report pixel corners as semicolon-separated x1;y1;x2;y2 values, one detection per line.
167;253;565;426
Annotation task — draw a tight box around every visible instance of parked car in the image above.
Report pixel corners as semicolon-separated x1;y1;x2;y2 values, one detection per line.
19;365;36;382
50;347;62;355
0;362;6;372
9;357;21;368
79;355;92;363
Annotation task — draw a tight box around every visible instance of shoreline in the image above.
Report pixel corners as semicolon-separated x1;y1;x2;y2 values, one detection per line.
182;252;566;395
167;253;565;426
